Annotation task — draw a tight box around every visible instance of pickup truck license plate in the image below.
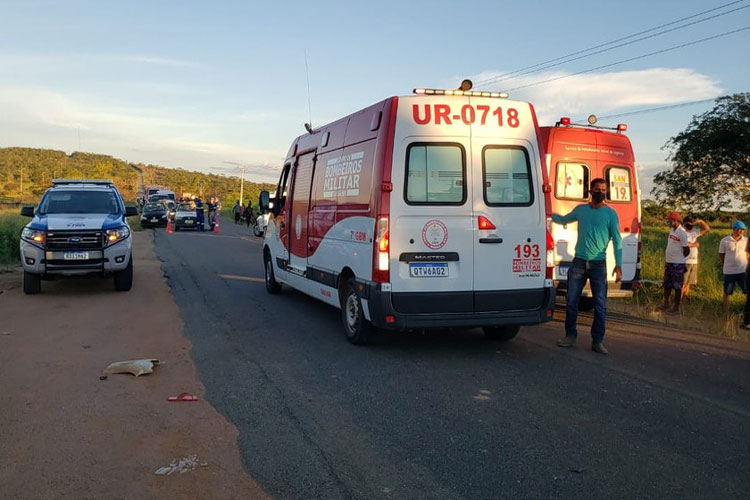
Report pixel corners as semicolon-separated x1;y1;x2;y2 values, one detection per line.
409;263;449;277
185;219;193;224
151;218;159;223
64;251;89;261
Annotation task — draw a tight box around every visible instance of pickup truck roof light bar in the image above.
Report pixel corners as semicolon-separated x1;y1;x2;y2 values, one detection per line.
52;179;115;186
413;88;508;98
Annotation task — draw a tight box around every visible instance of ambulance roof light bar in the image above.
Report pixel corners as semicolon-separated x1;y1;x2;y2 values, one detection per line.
413;88;509;98
555;115;629;133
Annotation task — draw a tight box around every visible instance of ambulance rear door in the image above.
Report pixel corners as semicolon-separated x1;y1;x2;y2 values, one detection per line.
388;95;475;313
469;98;547;311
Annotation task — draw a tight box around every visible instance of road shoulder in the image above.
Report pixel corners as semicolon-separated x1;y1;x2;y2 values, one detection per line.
0;231;266;499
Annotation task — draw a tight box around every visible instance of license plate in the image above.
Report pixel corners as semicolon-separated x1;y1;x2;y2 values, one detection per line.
557;265;569;278
151;218;158;223
185;220;193;224
409;263;449;277
64;251;89;261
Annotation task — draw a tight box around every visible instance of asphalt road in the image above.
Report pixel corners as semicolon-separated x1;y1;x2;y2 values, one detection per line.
154;220;750;500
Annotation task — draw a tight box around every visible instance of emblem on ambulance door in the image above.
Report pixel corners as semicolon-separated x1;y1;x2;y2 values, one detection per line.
295;214;302;239
422;219;448;249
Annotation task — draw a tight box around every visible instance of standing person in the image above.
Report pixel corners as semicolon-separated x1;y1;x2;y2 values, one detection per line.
656;212;690;314
743;236;750;330
195;197;205;231
719;221;748;318
240;203;246;222
206;197;216;231
551;178;622;355
233;200;241;224
246;199;254;227
213;197;221;228
682;216;711;298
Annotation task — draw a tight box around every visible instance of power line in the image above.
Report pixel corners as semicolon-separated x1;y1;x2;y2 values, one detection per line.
502;26;750;92
473;0;748;87
575;98;718;122
475;4;749;88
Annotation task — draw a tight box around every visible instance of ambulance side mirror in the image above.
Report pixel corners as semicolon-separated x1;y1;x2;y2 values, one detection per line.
259;191;270;214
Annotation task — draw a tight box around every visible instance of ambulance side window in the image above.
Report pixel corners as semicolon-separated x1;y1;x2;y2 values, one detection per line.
275;163;291;213
483;146;533;206
405;143;466;205
605;166;632;202
555;162;589;200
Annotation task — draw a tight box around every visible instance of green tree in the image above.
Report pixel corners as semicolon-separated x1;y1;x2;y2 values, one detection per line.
653;93;750;210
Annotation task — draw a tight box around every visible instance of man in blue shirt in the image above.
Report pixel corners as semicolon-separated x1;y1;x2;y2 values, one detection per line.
551;178;623;355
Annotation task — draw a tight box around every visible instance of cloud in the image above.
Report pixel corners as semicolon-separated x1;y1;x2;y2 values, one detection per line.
469;67;721;123
118;55;206;70
0;86;284;182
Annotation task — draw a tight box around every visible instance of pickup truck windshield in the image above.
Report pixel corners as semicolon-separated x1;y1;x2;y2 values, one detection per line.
38;190;121;215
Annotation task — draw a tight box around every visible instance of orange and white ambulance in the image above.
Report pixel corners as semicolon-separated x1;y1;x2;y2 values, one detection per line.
539;118;642;302
260;88;556;344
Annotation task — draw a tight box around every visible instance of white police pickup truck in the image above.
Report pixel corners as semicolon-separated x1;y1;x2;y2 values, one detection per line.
19;179;139;294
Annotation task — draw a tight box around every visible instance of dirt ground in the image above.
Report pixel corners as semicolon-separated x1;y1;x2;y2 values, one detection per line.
0;232;267;500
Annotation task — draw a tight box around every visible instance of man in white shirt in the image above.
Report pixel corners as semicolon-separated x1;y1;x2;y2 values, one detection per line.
719;220;748;317
682;216;710;298
657;212;690;314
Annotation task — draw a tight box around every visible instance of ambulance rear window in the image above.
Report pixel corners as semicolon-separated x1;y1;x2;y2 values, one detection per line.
605;166;632;202
482;146;533;206
555;163;589;200
405;143;466;205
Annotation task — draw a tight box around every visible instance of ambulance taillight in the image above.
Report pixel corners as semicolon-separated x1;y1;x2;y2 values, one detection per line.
373;216;390;283
546;217;555;280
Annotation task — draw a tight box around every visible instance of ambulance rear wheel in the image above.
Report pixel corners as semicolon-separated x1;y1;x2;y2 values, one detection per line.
264;253;281;294
483;325;520;341
578;296;594;312
341;278;373;345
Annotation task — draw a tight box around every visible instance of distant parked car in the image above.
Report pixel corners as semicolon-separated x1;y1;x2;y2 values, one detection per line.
140;202;168;228
173;202;198;231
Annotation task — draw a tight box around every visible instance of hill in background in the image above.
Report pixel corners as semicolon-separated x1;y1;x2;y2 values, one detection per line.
0;147;275;206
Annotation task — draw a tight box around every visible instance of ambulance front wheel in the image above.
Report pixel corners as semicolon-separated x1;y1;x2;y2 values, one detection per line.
264;252;281;294
341;278;374;345
483;325;520;341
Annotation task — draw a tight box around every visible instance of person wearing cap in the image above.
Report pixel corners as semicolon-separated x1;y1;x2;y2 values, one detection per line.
551;178;622;355
743;235;750;331
682;216;711;298
719;221;748;317
657;212;690;314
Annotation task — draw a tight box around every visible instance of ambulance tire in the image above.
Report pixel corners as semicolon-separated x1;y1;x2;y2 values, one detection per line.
578;296;594;312
264;253;281;294
482;325;520;341
341;278;373;345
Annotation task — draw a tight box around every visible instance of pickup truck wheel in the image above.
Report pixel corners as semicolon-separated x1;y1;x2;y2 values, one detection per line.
23;271;41;294
483;325;520;341
113;257;133;292
341;278;374;345
264;253;281;294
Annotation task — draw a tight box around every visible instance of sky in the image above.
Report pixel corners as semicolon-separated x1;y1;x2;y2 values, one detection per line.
0;0;748;194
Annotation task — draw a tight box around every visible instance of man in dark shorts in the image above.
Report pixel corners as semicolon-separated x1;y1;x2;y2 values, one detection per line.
657;212;690;315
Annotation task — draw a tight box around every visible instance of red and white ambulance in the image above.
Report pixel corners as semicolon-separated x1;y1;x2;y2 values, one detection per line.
539;118;642;302
259;88;556;344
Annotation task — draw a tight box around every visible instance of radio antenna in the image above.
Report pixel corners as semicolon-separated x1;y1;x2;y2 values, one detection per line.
304;49;313;131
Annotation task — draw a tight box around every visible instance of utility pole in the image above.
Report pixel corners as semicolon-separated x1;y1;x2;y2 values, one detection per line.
20;166;23;196
223;161;249;205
